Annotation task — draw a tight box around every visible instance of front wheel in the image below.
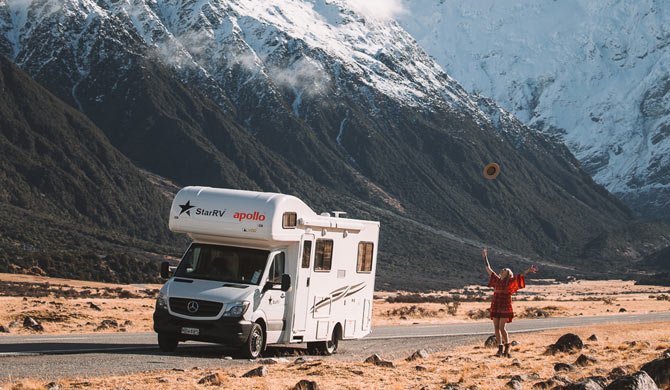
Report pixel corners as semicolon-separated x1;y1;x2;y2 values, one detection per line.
240;322;265;359
157;333;178;352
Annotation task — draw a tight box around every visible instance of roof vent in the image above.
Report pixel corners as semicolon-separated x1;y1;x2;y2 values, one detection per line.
320;212;330;217
332;211;347;218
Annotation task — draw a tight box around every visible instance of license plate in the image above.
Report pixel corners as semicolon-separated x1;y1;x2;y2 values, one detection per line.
181;327;199;336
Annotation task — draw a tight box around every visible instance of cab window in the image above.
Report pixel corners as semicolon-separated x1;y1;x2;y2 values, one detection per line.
268;252;285;284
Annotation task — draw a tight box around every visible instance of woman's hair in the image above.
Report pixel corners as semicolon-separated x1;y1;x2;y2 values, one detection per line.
501;268;514;279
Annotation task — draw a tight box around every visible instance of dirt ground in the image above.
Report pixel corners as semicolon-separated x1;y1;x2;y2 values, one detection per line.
3;321;669;389
1;274;669;334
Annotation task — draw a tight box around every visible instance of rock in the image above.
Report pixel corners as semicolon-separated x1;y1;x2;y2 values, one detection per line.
442;383;465;390
587;334;598;341
605;371;659;390
532;379;564;389
528;373;541;381
242;366;268;378
550;333;583;353
123;320;133;326
484;335;498;348
406;349;429;361
415;365;427;371
555;362;576;372
158;378;169;383
100;319;118;327
619;308;627;312
399;315;407;320
88;302;102;311
609;367;628;379
510;340;519;346
0;325;9;333
294;357;307;364
563;378;606;390
511;358;521;368
506;379;522;390
172;368;185;372
661;348;670;359
197;373;224;385
23;317;44;332
46;382;61;390
364;354;382;364
375;360;395;368
293;380;319;390
575;354;598;367
259;358;289;365
640;357;670;388
222;356;233;360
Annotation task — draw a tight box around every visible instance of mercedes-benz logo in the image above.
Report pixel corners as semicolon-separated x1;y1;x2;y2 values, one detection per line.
187;300;199;313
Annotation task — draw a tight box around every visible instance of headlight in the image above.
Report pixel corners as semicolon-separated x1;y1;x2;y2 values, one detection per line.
223;301;250;317
156;291;168;310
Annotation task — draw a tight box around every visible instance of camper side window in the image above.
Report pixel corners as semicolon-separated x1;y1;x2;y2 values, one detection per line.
314;239;333;272
268;252;285;284
282;212;297;228
356;242;374;273
301;240;312;268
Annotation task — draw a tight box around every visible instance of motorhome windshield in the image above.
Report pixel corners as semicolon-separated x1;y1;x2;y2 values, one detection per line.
174;244;269;285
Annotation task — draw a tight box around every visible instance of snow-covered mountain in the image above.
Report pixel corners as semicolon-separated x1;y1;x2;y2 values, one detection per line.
3;0;664;288
397;0;670;220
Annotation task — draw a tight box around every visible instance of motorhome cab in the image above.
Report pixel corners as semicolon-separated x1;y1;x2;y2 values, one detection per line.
153;187;380;358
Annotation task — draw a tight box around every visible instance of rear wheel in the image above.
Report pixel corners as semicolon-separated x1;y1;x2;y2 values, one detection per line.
240;322;265;359
307;326;340;355
157;333;178;352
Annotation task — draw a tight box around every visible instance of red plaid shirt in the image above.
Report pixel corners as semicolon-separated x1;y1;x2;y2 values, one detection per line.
488;273;525;322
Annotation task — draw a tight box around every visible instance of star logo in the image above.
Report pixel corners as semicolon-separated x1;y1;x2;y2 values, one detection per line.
178;200;196;216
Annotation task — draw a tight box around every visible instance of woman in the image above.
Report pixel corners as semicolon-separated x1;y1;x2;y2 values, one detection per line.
482;248;538;357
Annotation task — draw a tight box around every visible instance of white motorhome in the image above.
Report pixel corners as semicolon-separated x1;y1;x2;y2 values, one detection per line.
153;186;380;358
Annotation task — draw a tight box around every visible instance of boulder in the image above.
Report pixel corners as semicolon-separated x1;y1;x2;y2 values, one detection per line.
587;334;598;341
485;335;498;348
242;366;268;378
555;363;576;372
661;348;670;359
100;319;118;328
293;379;319;390
506;379;522;390
45;382;61;390
0;325;9;333
197;373;224;385
511;358;521;368
562;378;605;390
258;358;289;365
23;317;44;332
605;371;659;390
640;357;670;388
532;378;565;389
608;367;628;380
619;308;627;313
88;302;102;311
364;354;382;364
294;357;307;365
406;349;429;361
550;333;583;353
575;354;598;367
415;365;427;371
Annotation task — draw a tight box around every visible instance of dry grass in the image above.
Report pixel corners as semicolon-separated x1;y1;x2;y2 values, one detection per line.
2;322;668;389
2;274;670;335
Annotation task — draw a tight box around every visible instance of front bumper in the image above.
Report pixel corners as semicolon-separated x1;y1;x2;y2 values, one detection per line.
153;307;253;346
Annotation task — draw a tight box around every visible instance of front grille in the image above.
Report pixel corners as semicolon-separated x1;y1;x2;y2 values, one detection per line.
169;298;223;317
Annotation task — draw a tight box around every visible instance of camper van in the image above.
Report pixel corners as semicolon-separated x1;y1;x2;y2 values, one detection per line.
153;187;380;358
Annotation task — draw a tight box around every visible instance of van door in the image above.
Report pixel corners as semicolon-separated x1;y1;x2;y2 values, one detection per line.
260;250;287;344
292;234;314;333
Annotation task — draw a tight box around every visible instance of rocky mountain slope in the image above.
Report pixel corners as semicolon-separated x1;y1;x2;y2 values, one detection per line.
397;0;670;220
0;0;666;289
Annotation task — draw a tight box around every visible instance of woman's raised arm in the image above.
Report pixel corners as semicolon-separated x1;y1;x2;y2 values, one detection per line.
482;248;495;276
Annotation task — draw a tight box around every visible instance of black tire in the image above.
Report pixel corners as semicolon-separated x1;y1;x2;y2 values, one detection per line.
307;326;340;356
241;322;265;359
157;333;178;352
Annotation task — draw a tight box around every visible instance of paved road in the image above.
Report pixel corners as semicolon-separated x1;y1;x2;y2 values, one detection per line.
1;312;668;380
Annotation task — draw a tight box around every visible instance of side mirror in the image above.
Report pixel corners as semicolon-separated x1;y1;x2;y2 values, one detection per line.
160;261;171;279
281;274;291;292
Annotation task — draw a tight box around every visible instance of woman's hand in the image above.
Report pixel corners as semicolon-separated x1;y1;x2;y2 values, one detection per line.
482;248;488;259
524;265;538;275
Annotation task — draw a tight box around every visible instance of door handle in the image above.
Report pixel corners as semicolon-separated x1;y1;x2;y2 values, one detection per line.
280;293;285;299
306;277;310;287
